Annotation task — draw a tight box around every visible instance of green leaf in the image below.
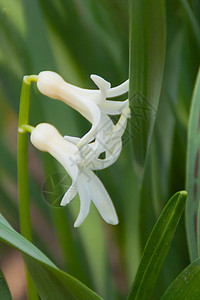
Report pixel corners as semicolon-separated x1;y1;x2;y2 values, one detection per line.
129;0;166;180
186;68;200;261
181;0;200;49
38;0;126;80
156;0;185;197
138;151;158;250
0;269;13;300
0;138;17;179
21;0;56;72
161;258;200;299
127;191;187;300
0;213;103;300
0;63;21;112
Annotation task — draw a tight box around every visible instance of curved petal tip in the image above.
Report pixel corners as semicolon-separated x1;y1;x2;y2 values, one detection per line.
60;186;77;206
107;215;119;225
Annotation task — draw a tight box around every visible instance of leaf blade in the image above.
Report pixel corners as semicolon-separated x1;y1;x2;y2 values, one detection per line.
129;0;166;180
127;191;187;300
186;67;200;261
0;269;13;300
161;258;200;299
0;213;103;300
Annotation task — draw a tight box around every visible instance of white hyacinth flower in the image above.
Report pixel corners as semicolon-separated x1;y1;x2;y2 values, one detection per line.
30;123;119;227
36;71;130;146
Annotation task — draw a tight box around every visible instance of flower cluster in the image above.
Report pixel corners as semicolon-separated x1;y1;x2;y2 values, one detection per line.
30;71;130;227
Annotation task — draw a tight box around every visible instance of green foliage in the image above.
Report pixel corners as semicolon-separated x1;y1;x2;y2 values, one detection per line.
161;258;200;299
129;0;166;180
186;68;200;261
128;191;187;300
0;269;12;300
0;213;102;300
0;0;199;299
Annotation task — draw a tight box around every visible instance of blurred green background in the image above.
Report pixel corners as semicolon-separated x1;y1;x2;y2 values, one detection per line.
0;0;200;299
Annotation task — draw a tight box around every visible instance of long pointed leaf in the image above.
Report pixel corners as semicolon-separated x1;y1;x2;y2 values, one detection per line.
186;68;200;261
129;0;166;180
0;213;102;300
0;269;13;300
127;191;187;300
161;258;200;299
181;0;200;49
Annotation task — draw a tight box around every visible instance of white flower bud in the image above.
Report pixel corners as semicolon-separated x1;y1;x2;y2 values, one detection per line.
30;123;60;152
37;71;66;100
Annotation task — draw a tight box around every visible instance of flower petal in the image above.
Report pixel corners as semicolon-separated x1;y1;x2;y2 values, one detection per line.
74;172;91;227
110;106;131;138
60;185;77;206
107;79;129;98
85;170;118;225
90;74;111;96
99;99;129;115
89;140;122;170
63;135;80;144
85;111;130;170
90;114;114;154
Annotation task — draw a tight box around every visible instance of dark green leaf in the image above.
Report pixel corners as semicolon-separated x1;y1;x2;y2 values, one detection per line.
139;150;157;249
38;0;126;79
127;191;187;300
22;0;56;72
181;0;200;49
0;213;103;300
129;0;166;180
186;68;200;261
161;258;200;299
0;269;13;300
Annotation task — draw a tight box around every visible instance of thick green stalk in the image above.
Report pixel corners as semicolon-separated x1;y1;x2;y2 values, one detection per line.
17;75;39;300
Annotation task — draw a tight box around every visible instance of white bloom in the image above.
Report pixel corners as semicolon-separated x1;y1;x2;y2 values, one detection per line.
64;105;131;170
31;72;131;227
30;123;119;227
36;71;130;146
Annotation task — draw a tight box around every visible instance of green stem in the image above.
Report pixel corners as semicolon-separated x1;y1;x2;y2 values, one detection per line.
17;75;39;300
21;124;35;133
